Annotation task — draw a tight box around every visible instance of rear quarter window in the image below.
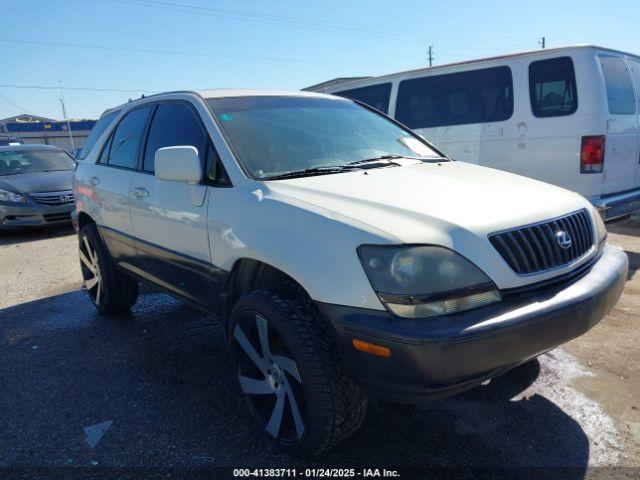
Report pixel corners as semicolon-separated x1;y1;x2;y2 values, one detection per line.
395;66;513;129
77;110;120;160
333;83;392;113
529;56;578;117
599;55;636;114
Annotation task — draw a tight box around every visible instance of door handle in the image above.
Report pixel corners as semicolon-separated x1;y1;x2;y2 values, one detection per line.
89;176;100;186
132;186;149;199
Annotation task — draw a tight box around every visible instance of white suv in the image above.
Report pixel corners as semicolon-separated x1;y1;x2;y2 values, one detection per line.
73;90;628;456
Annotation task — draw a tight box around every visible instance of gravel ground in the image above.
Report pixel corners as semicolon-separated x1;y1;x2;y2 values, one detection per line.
0;221;638;475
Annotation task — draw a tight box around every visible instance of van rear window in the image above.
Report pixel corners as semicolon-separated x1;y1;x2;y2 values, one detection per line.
334;83;392;114
599;55;636;115
394;66;513;129
529;56;578;117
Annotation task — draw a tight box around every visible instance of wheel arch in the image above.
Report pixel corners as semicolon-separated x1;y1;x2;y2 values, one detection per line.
77;211;96;230
226;257;308;323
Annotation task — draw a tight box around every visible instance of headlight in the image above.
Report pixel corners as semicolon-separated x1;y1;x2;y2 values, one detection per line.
0;188;26;203
358;245;501;319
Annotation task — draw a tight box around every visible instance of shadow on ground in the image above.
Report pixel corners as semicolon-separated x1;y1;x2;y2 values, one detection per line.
0;225;75;246
0;289;589;473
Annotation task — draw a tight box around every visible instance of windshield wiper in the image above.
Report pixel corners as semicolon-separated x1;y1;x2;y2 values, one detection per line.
349;154;446;166
347;155;404;166
265;165;359;180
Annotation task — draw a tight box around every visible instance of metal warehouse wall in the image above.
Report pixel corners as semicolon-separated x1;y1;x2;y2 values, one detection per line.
1;120;96;152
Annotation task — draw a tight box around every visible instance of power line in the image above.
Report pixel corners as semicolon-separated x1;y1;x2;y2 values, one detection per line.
0;38;405;68
0;93;34;115
0;83;156;93
106;0;533;51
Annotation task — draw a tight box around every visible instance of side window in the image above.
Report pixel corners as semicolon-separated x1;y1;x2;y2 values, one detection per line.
78;110;120;160
529;56;578;117
334;83;392;113
205;144;230;185
629;58;640;108
143;103;208;172
395;66;513;129
599;55;636;114
105;106;152;169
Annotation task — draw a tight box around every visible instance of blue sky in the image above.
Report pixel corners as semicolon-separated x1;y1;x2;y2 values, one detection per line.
1;0;638;120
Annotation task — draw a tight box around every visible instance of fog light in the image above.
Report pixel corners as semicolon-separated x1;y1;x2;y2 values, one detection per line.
385;290;501;319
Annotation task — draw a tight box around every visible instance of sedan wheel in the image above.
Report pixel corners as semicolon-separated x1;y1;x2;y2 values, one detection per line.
232;312;306;443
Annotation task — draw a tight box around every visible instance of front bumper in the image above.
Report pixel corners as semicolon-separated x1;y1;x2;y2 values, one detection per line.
0;201;74;229
318;244;628;402
592;188;640;221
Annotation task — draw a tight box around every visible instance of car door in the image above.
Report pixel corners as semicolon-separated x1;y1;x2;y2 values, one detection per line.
128;101;217;307
90;106;153;269
598;54;639;194
627;56;640;188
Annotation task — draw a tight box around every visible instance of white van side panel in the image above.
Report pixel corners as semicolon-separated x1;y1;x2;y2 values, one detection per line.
322;47;640;203
394;49;608;199
597;53;640;194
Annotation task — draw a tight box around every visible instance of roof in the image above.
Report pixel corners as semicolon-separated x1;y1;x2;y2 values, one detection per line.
301;77;371;92
0;144;62;152
196;88;332;99
323;45;640;90
100;89;336;117
0;114;57;124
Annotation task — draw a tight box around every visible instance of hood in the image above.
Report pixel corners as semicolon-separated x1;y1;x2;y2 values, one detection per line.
0;170;74;194
265;161;589;244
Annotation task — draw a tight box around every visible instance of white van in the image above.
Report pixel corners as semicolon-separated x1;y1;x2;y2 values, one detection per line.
310;46;640;221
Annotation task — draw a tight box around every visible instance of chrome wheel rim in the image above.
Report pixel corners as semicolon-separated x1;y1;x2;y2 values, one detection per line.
79;236;102;306
232;313;306;443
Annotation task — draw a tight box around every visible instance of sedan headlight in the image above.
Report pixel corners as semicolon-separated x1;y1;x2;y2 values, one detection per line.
358;245;501;319
0;188;26;203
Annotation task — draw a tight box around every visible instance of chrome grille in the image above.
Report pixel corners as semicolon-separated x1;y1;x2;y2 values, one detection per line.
489;210;594;275
31;191;75;206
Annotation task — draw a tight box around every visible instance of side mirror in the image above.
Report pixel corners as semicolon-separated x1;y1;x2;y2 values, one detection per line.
154;146;202;183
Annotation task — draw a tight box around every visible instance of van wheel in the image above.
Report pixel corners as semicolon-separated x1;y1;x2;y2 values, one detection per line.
79;224;138;315
229;290;368;457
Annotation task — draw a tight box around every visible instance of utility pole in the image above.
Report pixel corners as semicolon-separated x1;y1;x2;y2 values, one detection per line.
538;36;546;49
58;82;75;153
428;45;433;67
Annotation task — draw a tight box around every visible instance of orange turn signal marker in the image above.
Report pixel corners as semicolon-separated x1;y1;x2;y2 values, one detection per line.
352;339;391;358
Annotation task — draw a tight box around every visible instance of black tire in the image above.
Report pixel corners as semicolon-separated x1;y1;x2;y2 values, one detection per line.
79;223;138;315
229;288;368;457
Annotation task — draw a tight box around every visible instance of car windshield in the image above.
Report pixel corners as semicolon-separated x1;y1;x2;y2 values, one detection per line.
207;96;442;180
0;149;75;176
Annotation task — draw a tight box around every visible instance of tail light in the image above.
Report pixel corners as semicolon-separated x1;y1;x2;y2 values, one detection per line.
581;135;605;173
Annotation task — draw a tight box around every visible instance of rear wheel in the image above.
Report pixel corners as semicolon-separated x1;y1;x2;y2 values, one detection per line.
229;289;367;457
79;223;138;315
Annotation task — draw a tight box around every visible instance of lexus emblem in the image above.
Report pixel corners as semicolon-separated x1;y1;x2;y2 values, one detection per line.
556;231;572;250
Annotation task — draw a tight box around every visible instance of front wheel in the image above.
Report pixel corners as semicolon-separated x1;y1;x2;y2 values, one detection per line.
79;223;138;315
229;289;367;457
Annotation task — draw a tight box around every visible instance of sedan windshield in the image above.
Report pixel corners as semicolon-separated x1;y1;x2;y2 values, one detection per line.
0;150;75;176
208;96;443;180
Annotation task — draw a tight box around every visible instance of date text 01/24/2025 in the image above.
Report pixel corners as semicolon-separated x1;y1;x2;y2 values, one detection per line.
232;468;401;478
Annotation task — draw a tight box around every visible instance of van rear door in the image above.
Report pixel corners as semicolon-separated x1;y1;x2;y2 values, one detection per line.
627;56;640;189
598;54;639;194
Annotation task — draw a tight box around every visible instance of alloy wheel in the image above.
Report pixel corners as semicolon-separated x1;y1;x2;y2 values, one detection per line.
79;236;102;306
232;313;306;442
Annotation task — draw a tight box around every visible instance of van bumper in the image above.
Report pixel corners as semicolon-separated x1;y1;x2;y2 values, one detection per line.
317;244;627;403
592;189;640;221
